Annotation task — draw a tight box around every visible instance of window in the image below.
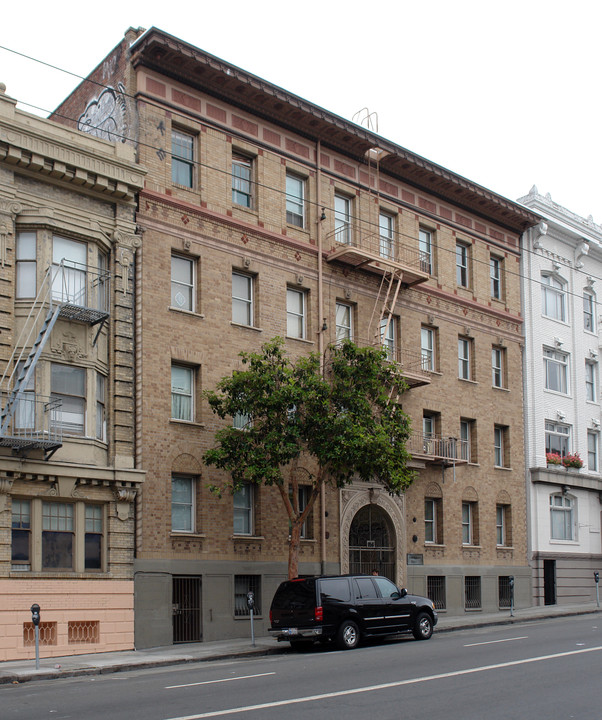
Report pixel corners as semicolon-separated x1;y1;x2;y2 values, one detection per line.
423;414;436;439
285;173;305;228
380;317;396;361
52;236;87;306
425;498;442;544
233;483;253;535
421;327;435;371
588;431;598;472
287;288;306;339
233;412;251;430
172;475;195;533
544;348;568;394
171;365;194;422
460;419;473;462
462;502;477;545
550;493;574;541
234;575;261;616
171;255;195;311
171;129;194;187
16;231;36;299
379;212;394;259
541;275;566;321
96;373;106;441
84;505;103;570
292;485;312;539
11;499;31;570
586;361;597;402
419;228;432;274
458;337;472;380
545;421;570;457
51;364;85;435
336;302;353;342
490;256;503;299
42;502;74;570
232;154;253;208
465;576;482;609
422;413;438;453
492;346;506;388
496;505;507;546
584;292;595;332
494;425;508;467
232;272;254;326
456;242;470;287
334;193;352;245
427;576;446;610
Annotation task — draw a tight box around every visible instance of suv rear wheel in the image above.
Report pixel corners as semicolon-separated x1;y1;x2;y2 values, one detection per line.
336;620;360;650
412;612;433;640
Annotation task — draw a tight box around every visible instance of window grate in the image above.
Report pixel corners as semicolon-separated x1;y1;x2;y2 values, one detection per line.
68;620;100;644
234;575;261;616
23;622;57;646
464;576;482;609
498;576;512;608
427;576;446;610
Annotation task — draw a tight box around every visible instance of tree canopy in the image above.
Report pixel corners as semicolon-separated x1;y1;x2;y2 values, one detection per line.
203;338;415;578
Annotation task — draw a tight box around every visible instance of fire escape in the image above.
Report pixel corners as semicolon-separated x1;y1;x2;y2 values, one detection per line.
0;260;110;459
325;142;467;467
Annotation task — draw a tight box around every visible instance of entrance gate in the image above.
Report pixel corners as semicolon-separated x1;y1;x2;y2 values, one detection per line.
173;576;202;643
349;505;395;580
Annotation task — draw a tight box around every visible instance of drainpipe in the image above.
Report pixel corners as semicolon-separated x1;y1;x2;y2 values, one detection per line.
316;140;327;573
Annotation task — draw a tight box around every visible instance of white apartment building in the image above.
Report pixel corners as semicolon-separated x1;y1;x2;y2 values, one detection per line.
520;187;602;605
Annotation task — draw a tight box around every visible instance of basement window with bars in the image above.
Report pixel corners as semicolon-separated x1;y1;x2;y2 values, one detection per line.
427;576;446;610
234;575;261;617
464;576;482;610
498;576;512;609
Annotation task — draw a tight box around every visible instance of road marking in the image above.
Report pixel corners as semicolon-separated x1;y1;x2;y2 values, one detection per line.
464;636;528;647
165;672;275;689
163;644;602;719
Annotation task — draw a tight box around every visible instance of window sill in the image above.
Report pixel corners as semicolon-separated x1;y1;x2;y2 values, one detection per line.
232;534;265;541
169;419;206;428
169;306;205;319
492;386;510;392
462;544;482;550
10;570;112;579
550;539;579;545
285;223;310;236
285;336;315;345
496;545;514;550
232;204;258;217
288;536;317;543
231;322;263;332
424;543;445;549
494;465;512;471
458;378;478;385
171;532;206;539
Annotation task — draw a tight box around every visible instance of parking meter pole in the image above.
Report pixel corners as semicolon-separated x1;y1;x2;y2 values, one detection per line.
31;604;40;670
509;576;515;618
246;591;255;647
594;572;600;608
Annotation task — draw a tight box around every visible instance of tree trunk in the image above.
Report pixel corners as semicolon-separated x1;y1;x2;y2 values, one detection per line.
289;520;302;579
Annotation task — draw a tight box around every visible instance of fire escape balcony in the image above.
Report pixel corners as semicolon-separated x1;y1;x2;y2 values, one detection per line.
325;228;430;287
353;337;431;388
0;392;62;455
407;432;469;466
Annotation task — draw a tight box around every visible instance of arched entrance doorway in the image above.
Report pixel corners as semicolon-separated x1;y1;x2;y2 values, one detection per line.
349;505;395;580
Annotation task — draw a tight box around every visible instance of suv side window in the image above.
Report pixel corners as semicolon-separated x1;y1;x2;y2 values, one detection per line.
320;578;351;602
373;577;399;598
354;578;379;599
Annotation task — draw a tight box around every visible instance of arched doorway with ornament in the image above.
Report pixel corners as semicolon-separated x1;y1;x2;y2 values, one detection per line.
340;485;406;585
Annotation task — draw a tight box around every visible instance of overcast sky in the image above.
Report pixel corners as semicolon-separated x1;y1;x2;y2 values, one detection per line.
2;0;601;222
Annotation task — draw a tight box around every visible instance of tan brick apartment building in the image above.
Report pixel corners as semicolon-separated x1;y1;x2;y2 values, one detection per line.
0;84;145;660
52;27;540;648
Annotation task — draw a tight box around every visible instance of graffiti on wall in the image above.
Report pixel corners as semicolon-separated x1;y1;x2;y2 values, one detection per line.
77;84;128;143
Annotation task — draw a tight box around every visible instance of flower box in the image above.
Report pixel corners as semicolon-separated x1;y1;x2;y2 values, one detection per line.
561;453;583;469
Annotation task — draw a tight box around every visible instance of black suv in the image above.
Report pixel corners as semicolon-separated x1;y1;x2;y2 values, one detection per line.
269;574;437;650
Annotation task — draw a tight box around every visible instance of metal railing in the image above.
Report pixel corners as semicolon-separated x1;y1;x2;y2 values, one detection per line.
407;433;468;462
0;392;63;450
327;228;425;271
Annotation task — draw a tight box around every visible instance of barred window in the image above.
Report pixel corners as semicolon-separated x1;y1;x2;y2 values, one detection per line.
234;575;261;616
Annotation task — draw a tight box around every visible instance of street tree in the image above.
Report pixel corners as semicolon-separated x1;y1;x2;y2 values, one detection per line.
203;338;415;579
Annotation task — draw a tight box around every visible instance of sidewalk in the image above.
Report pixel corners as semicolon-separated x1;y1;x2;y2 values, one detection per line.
1;602;599;685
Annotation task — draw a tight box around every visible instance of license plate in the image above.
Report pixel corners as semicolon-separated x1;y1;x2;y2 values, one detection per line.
283;628;298;636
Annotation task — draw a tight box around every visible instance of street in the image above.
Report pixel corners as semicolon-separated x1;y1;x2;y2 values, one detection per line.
2;615;601;720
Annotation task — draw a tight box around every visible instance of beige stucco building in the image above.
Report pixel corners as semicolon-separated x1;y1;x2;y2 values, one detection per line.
51;27;540;649
0;84;145;660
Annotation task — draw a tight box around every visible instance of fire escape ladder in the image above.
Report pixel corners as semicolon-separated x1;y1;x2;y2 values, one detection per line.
0;305;61;435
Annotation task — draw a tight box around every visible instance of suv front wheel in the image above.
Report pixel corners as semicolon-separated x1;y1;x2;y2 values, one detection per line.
412;612;433;640
336;619;360;650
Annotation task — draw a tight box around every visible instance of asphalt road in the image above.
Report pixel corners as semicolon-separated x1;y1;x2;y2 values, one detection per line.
2;615;601;720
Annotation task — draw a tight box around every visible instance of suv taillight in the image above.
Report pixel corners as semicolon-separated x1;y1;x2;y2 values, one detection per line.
315;606;323;622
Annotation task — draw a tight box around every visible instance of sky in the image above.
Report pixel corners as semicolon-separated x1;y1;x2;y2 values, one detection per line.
1;0;601;222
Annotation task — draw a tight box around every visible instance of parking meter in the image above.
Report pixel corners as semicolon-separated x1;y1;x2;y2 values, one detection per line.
595;573;600;608
594;572;599;584
31;603;40;626
246;591;255;610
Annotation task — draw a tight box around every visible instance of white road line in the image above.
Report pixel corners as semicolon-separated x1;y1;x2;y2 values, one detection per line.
165;672;275;689
464;636;528;647
164;644;602;719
